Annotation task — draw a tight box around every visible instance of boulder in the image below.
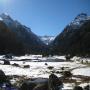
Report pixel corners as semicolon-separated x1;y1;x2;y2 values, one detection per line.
45;63;48;65
47;66;54;70
0;70;7;83
65;55;72;61
63;71;72;78
33;84;48;90
3;60;10;65
23;65;30;68
73;86;83;90
84;85;89;90
12;63;20;67
20;81;36;90
20;78;48;90
33;78;48;84
48;74;63;90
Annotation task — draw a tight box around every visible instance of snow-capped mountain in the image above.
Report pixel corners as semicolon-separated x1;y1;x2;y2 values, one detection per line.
51;13;90;56
0;13;90;56
0;13;47;55
39;36;55;45
0;13;25;29
0;13;18;28
69;13;90;29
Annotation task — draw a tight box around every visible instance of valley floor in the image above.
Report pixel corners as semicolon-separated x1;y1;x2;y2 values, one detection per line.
0;55;90;90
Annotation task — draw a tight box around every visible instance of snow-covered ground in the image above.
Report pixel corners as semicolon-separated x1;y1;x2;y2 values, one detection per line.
0;55;90;89
0;55;66;61
0;55;90;77
0;61;89;78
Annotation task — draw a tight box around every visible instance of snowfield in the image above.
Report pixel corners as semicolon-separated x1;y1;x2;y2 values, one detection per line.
0;61;89;78
0;55;90;77
0;55;90;89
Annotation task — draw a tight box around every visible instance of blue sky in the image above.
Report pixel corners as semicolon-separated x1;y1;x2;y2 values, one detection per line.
0;0;90;36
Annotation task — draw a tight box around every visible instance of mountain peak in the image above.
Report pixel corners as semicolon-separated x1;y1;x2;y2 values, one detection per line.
74;13;88;21
0;13;14;26
0;13;12;20
75;13;87;18
69;13;90;28
0;13;19;27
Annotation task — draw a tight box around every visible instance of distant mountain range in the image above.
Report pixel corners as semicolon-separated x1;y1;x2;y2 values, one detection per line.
0;13;90;56
39;36;55;45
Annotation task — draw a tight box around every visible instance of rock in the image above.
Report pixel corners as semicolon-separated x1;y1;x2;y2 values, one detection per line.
23;61;25;64
48;74;63;90
20;78;48;90
0;70;7;83
3;60;10;65
33;84;48;90
47;66;54;70
12;63;20;67
63;71;72;78
61;67;64;71
45;63;48;65
84;85;90;90
73;86;83;90
33;78;48;84
23;65;30;68
65;55;72;61
20;81;36;90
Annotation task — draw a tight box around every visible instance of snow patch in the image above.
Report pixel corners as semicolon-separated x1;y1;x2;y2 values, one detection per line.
72;67;90;76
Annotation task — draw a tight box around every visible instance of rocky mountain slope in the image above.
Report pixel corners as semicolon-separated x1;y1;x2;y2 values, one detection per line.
0;13;47;55
51;13;90;56
0;13;90;56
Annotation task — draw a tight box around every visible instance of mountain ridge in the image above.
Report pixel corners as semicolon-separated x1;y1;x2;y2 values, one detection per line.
0;13;90;56
0;13;47;55
51;13;90;56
